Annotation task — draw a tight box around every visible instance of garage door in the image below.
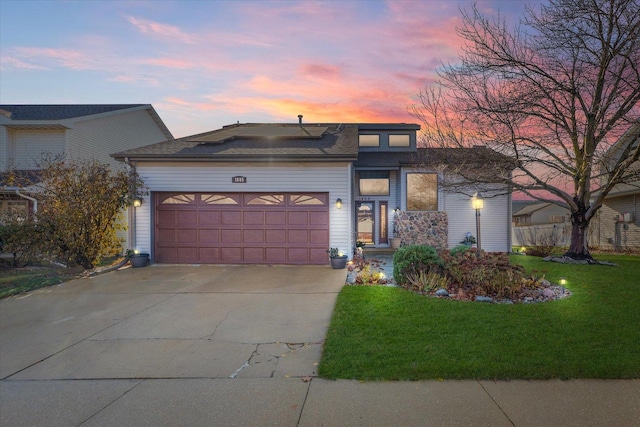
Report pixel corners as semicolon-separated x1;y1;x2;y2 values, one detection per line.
154;192;330;264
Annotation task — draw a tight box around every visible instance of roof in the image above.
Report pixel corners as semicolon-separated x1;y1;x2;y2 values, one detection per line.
0;104;173;140
354;147;514;169
0;104;145;120
513;202;553;216
112;123;360;162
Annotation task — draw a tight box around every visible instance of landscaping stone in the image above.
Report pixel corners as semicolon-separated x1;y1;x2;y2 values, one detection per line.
475;296;493;303
435;289;449;297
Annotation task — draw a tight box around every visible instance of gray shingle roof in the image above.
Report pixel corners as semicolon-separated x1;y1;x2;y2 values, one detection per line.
0;104;146;120
113;123;359;161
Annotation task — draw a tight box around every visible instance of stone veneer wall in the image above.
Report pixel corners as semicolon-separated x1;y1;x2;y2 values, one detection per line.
395;211;448;249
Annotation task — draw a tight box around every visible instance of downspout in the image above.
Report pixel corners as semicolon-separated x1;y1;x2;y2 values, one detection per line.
15;189;37;216
124;157;137;252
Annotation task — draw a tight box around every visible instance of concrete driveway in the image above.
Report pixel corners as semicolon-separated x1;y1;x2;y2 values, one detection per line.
2;264;639;426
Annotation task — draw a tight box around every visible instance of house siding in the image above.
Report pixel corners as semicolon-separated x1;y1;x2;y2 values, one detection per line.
134;162;352;259
0;126;7;170
67;109;168;169
598;194;640;250
10;129;66;169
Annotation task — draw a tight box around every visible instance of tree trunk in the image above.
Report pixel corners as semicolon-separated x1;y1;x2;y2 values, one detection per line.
563;211;592;260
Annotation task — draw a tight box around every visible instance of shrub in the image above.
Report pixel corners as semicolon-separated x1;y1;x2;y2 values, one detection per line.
449;244;471;257
0;219;46;267
440;250;540;299
405;269;449;293
393;244;443;285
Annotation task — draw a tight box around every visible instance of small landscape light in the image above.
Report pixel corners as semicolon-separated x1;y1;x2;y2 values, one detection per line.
559;278;566;286
520;246;526;253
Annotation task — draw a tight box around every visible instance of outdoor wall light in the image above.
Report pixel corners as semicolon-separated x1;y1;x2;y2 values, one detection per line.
132;197;143;207
471;192;484;253
336;198;343;209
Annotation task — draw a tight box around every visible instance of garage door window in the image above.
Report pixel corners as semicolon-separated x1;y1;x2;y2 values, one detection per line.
201;194;239;205
246;194;284;205
161;194;196;204
290;194;326;205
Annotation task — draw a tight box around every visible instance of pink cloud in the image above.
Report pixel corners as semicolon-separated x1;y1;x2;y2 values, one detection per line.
126;16;197;44
0;56;47;70
141;58;195;69
299;63;342;81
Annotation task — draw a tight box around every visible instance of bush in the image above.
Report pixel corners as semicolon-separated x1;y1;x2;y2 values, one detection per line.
0;220;46;267
449;244;471;257
393;244;443;285
440;250;540;299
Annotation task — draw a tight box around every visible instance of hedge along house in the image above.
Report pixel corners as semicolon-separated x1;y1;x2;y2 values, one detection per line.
112;119;512;265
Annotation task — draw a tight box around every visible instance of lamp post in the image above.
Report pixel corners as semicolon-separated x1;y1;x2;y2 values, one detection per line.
472;192;484;253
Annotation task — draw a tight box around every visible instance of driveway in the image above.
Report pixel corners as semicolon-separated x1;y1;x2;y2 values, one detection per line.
1;264;346;381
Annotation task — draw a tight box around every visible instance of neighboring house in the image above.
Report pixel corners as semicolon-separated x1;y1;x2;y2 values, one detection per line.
112;120;512;265
594;121;640;250
0;104;173;249
512;202;571;247
512;202;569;226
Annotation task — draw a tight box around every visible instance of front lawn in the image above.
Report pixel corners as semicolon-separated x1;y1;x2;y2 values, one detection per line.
319;254;640;380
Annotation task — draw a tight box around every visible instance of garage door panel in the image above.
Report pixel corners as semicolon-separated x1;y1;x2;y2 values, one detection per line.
156;211;176;225
288;248;309;263
221;211;242;225
288;211;309;225
221;229;242;243
156;229;176;243
243;229;264;243
309;229;329;244
221;247;242;263
199;247;219;262
177;229;197;243
243;211;265;225
177;247;197;263
265;229;286;243
199;229;219;244
309;211;329;225
310;248;329;263
288;229;309;244
243;247;264;263
155;192;329;265
265;211;286;225
199;211;220;225
177;211;198;225
265;248;286;263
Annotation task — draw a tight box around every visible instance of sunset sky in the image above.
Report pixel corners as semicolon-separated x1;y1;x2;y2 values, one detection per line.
1;0;532;138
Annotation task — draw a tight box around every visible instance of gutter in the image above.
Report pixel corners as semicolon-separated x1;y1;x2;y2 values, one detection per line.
14;189;38;214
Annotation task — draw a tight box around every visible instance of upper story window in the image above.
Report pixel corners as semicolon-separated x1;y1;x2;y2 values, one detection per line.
359;171;390;196
389;134;410;147
406;173;438;211
359;134;379;147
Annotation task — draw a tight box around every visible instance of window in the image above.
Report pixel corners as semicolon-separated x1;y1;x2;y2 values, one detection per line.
201;194;239;205
406;173;438;211
359;171;389;196
246;194;284;205
389;134;410;147
0;200;29;222
161;194;196;204
359;134;379;147
289;194;325;205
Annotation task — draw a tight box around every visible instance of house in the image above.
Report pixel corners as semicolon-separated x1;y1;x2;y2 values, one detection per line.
511;202;571;247
0;104;173;249
112;120;512;265
512;202;570;226
593;121;640;250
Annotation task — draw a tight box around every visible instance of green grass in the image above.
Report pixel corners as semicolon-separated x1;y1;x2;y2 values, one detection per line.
319;254;640;380
0;266;77;299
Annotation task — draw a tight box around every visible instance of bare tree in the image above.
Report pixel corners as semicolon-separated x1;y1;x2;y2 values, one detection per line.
412;0;640;260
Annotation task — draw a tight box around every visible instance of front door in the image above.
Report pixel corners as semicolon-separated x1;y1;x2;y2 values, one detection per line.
356;201;375;243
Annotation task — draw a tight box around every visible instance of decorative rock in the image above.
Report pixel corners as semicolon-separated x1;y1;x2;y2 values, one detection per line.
435;288;449;297
542;288;555;298
394;211;448;250
475;296;493;303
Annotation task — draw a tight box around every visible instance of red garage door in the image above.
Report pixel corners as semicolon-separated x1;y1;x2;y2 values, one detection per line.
154;192;330;264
